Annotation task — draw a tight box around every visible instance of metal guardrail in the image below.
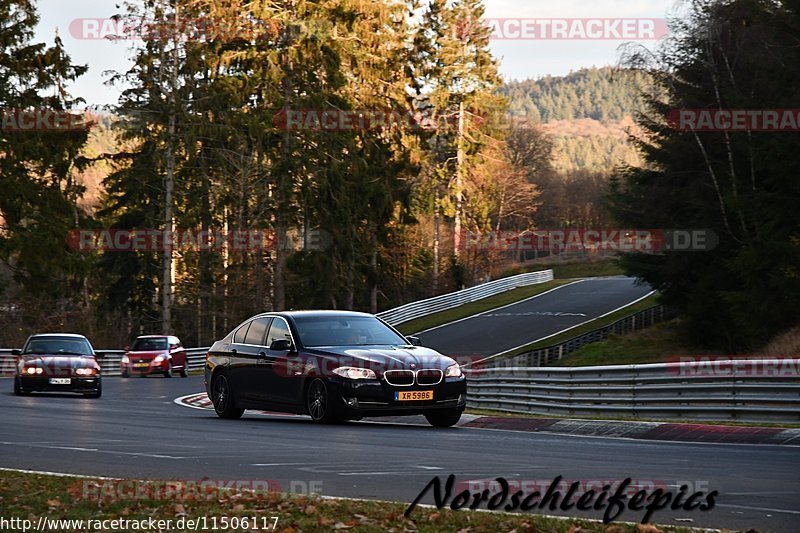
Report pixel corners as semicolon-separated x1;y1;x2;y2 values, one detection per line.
466;360;800;423
483;304;675;367
0;348;209;377
376;269;554;326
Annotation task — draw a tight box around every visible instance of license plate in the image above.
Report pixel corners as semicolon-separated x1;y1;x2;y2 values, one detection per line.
49;378;71;385
134;363;149;368
395;390;433;401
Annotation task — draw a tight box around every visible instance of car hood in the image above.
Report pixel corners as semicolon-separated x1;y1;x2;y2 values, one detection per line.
306;345;455;370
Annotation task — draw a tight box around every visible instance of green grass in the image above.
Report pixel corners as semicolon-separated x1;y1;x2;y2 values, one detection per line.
0;470;695;533
396;280;574;335
483;293;661;362
551;318;721;367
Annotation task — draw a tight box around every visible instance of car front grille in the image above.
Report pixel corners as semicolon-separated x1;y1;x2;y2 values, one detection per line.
383;369;444;386
415;369;443;386
383;370;414;386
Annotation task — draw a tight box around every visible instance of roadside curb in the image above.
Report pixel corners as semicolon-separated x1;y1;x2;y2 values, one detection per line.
462;416;800;445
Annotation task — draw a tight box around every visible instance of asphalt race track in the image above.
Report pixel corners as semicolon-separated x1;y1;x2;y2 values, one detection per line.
2;377;799;532
417;277;653;358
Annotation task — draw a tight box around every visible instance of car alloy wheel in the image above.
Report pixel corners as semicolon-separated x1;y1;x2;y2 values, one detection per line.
307;378;339;424
212;374;244;419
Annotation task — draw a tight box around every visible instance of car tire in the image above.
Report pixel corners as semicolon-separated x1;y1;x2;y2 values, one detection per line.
211;373;244;419
164;362;173;378
13;377;28;396
179;366;188;378
424;408;462;428
306;378;341;424
85;381;102;399
121;370;129;378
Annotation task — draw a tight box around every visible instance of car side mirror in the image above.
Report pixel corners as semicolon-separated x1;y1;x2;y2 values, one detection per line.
11;349;21;356
407;336;422;346
124;345;130;352
170;344;179;350
270;339;293;351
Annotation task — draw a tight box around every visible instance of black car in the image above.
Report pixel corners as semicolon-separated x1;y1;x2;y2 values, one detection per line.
204;311;467;426
13;333;102;398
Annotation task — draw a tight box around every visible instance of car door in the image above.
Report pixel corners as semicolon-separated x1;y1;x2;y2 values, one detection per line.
264;317;302;409
241;317;273;406
228;320;258;405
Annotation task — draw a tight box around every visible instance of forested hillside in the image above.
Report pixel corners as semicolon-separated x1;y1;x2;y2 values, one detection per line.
502;67;646;173
502;66;649;122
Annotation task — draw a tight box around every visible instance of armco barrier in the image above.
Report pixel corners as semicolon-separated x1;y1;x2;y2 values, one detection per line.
0;348;209;377
465;360;800;423
376;269;553;326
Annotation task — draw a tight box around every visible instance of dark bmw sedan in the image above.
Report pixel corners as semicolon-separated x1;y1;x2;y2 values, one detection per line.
13;333;102;398
204;311;466;426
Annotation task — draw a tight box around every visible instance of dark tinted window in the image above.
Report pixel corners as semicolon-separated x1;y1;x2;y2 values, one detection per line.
23;337;93;355
245;318;271;346
131;338;167;351
266;318;292;348
292;316;406;347
233;321;251;344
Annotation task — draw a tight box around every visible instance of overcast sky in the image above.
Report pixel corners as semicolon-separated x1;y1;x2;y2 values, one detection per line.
33;0;679;107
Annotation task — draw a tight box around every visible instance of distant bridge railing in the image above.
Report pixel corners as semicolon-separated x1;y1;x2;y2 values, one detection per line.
377;269;553;326
465;359;800;423
0;348;209;377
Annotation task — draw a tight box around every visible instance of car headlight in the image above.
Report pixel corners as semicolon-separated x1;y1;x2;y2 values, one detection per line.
121;355;129;364
153;355;165;363
76;368;97;376
24;367;43;375
332;367;376;380
445;364;463;378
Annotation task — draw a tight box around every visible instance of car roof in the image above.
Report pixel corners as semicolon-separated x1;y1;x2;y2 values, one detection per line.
29;333;88;339
254;310;376;320
134;335;170;339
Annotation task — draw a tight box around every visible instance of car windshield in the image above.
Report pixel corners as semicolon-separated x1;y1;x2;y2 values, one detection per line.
293;316;408;348
23;338;92;356
131;338;168;351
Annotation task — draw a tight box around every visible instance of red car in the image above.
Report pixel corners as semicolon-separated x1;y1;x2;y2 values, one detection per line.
121;335;188;378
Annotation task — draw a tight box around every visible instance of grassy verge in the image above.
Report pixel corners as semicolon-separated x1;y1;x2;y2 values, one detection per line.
482;293;661;362
396;279;574;335
464;408;800;429
551;319;723;367
0;470;694;533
